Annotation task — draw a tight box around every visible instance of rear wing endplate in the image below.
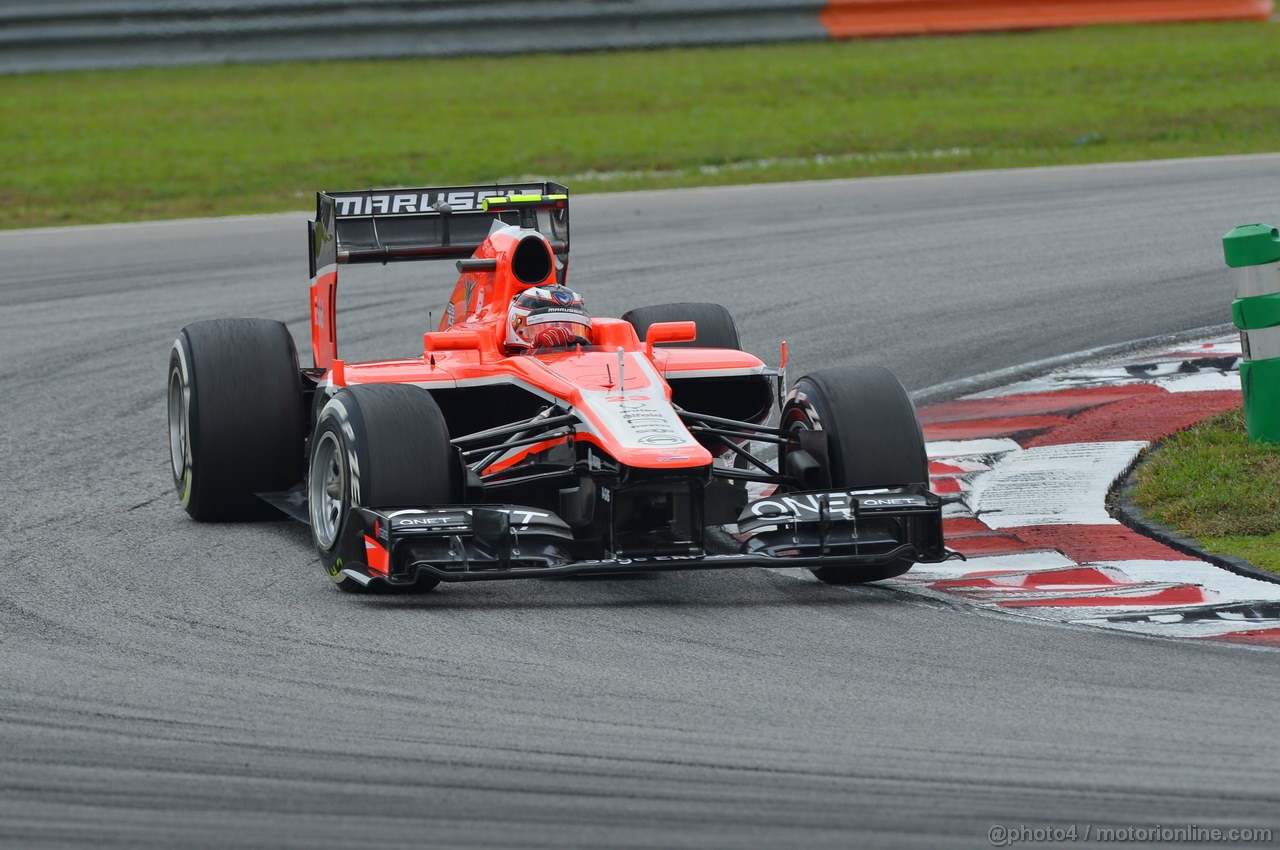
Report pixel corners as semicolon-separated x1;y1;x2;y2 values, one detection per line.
308;181;569;276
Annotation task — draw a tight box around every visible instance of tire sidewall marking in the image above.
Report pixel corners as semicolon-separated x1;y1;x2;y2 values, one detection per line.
310;394;367;576
169;337;196;508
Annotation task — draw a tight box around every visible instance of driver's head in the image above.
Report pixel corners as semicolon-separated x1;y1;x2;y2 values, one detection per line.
506;285;591;349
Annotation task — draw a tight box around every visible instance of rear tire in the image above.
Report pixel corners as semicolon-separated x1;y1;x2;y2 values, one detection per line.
308;384;457;594
621;302;740;349
781;365;928;584
168;319;304;521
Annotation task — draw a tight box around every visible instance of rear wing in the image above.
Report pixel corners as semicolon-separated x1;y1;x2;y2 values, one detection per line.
308;181;569;277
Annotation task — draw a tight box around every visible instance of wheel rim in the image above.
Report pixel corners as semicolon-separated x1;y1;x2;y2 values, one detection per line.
309;430;346;550
782;384;823;433
782;390;830;490
167;367;190;486
781;397;821;450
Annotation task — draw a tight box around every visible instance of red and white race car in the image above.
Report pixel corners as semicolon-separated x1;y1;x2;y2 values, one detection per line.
167;182;950;594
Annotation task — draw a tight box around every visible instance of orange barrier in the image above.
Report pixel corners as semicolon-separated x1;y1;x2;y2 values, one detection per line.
820;0;1275;37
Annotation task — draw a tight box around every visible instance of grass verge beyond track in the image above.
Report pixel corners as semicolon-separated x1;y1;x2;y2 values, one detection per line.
3;21;1280;229
1132;408;1280;574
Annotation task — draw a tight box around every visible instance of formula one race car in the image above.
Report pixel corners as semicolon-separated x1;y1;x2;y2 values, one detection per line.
167;182;950;594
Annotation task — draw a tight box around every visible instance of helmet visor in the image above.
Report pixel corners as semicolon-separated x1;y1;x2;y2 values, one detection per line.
528;320;590;345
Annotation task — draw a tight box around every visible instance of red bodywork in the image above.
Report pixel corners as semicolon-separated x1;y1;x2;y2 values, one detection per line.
308;196;771;474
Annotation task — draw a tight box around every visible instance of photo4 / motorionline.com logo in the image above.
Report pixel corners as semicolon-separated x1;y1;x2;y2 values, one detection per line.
987;823;1273;846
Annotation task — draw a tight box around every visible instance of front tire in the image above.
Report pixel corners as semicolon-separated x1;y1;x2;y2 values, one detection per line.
168;319;304;521
781;365;928;584
308;384;458;594
621;302;741;349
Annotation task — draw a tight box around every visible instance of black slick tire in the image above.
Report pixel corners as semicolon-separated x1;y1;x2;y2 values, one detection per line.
621;302;741;349
781;365;928;584
168;319;305;521
308;384;457;594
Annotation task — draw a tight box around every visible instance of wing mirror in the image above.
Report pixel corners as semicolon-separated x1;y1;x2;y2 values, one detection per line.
423;330;483;352
644;321;697;356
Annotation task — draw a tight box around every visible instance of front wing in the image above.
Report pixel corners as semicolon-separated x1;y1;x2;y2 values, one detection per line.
342;486;953;587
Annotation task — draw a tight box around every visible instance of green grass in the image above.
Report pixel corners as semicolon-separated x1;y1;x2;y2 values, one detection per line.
1132;407;1280;574
2;20;1279;229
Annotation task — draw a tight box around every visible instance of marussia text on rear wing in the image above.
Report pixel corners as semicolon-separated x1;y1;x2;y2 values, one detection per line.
308;181;569;277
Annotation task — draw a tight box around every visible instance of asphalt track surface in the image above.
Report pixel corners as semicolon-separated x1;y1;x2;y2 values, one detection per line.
3;156;1280;849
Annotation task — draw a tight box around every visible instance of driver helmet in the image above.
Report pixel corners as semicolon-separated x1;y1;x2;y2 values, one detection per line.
506;285;591;348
